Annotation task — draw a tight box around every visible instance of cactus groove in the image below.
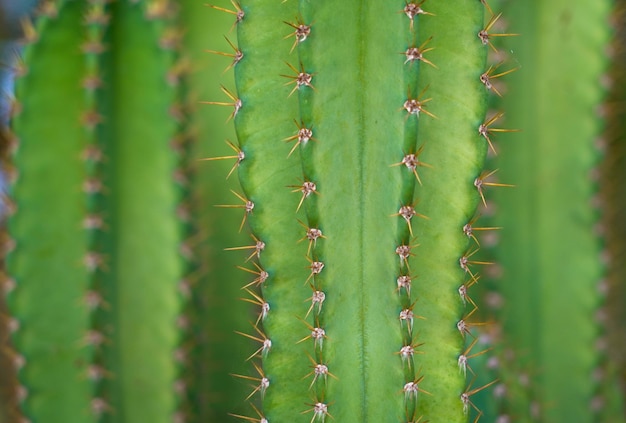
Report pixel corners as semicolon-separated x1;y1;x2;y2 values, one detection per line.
228;1;493;421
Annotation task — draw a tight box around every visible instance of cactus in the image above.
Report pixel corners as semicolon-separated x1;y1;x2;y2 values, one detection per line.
216;1;507;421
3;0;626;422
603;0;626;408
0;2;29;420
488;0;626;421
177;0;253;420
6;1;184;421
8;2;99;420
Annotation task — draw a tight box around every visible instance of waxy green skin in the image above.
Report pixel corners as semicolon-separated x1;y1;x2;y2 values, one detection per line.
98;2;181;421
178;0;252;420
9;1;183;422
604;0;626;409
412;2;488;419
0;4;46;422
233;1;489;421
8;2;96;421
495;0;625;421
234;1;312;421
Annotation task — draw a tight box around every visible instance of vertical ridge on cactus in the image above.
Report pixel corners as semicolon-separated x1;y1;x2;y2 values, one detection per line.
178;0;252;419
97;1;182;421
231;0;312;421
79;0;109;417
1;4;48;422
603;0;626;411
494;0;625;421
7;1;185;421
410;2;490;420
7;2;97;421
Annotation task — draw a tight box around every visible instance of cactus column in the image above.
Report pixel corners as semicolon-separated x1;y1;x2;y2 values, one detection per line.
7;2;100;420
494;0;624;421
97;1;182;421
226;1;495;421
7;1;184;422
177;0;252;420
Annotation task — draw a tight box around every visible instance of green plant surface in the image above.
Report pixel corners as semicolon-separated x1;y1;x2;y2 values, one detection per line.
231;1;312;421
0;2;34;420
603;0;626;410
230;1;493;421
494;0;624;421
97;1;182;421
7;1;97;421
177;0;252;420
8;1;184;422
411;4;490;419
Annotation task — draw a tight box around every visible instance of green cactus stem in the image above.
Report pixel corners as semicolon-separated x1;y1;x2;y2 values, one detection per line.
177;0;252;420
224;1;500;421
602;0;626;411
226;1;312;421
493;0;625;421
7;1;99;420
0;3;36;420
8;1;184;421
95;1;182;421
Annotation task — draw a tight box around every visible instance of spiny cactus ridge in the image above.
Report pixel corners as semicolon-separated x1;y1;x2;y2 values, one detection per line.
205;1;518;421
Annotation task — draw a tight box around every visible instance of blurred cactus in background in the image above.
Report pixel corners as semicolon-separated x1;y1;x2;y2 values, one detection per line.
0;0;624;423
473;0;626;421
1;2;39;421
0;0;250;422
